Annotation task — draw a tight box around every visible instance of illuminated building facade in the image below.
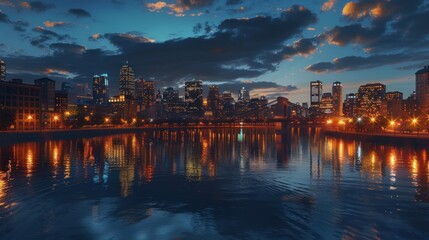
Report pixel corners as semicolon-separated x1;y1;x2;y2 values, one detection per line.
55;90;68;115
332;81;342;116
310;80;322;108
385;91;403;119
343;93;358;117
34;78;56;112
185;80;203;114
109;95;136;121
357;83;386;117
415;66;429;114
320;92;334;114
238;87;250;102
93;74;109;107
162;87;179;103
0;79;41;130
0;58;5;81
119;61;135;97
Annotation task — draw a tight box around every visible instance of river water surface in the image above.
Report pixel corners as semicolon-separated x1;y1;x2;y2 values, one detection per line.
0;127;428;239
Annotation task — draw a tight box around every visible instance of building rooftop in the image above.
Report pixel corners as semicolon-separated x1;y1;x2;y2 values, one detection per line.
416;65;429;75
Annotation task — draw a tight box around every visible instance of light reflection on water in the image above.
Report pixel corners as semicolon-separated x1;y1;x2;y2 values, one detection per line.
0;127;428;239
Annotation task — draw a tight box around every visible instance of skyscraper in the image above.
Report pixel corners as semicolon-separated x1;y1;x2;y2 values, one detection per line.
0;58;5;81
343;93;358;117
207;85;220;117
185;80;203;114
332;81;342;116
119;61;135;97
416;65;429;114
320;92;334;114
162;87;179;103
238;87;250;101
310;80;322;108
357;83;386;117
93;74;109;107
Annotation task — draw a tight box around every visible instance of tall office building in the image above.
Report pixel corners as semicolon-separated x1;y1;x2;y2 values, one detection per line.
185;80;203;114
343;93;358;117
119;61;135;97
332;81;342;116
356;83;386;117
416;65;429;114
55;90;68;114
0;58;5;81
136;79;155;111
162;87;179;103
93;74;109;107
310;80;323;108
320;92;334;114
34;78;56;112
238;87;250;101
207;85;220;116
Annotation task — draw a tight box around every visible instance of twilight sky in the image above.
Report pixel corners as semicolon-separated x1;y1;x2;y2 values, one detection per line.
0;0;428;102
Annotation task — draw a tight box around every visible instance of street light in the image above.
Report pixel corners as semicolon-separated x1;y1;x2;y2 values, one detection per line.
27;115;34;130
53;115;59;129
390;120;395;134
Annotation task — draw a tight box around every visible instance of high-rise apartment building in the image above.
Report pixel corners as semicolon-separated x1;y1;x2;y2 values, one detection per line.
185;80;203;114
332;81;342;116
310;80;322;108
93;74;109;107
356;83;386;117
119;61;135;97
162;87;179;103
415;65;429;114
0;58;5;81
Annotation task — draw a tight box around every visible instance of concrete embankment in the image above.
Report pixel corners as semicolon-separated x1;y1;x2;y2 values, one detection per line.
322;129;429;144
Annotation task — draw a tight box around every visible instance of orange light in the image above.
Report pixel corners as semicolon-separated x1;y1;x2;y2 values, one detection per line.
370;118;376;123
27;115;33;120
326;119;333;124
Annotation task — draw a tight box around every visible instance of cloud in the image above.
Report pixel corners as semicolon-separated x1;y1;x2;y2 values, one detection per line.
89;33;102;41
342;0;422;20
0;10;29;31
321;0;335;12
20;1;55;12
305;51;429;73
146;0;214;16
226;0;243;5
68;8;91;18
6;5;317;94
216;81;298;98
31;26;72;48
0;0;15;7
43;21;67;28
50;43;86;55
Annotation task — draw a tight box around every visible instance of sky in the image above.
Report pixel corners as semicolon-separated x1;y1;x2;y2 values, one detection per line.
0;0;428;103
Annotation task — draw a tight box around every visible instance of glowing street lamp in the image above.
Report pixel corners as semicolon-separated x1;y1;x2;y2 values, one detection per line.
390;120;395;134
370;117;376;123
27;115;34;130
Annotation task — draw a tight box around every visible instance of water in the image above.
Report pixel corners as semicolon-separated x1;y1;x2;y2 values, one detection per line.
0;127;428;240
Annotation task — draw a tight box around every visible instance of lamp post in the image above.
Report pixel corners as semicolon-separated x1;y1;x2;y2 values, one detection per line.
411;118;418;135
53;115;59;129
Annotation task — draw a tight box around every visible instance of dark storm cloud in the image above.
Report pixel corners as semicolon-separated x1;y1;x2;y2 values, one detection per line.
0;10;11;23
68;8;91;18
6;5;317;94
305;51;429;73
50;43;86;55
20;1;55;12
31;26;72;48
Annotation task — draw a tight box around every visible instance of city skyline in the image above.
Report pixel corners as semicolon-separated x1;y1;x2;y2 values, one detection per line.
1;0;428;103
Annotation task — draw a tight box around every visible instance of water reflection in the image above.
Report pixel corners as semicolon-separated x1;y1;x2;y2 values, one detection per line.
0;127;428;239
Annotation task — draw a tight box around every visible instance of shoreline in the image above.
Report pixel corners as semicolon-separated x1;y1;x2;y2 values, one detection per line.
0;125;274;145
322;128;429;143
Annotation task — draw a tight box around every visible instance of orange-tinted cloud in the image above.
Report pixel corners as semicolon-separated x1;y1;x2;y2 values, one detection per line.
19;1;30;8
321;0;336;12
146;1;167;12
43;21;66;28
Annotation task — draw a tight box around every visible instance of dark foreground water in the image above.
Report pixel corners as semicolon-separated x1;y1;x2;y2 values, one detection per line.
0;127;428;240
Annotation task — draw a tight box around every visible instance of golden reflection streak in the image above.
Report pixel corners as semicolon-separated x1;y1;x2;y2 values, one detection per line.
26;148;34;178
